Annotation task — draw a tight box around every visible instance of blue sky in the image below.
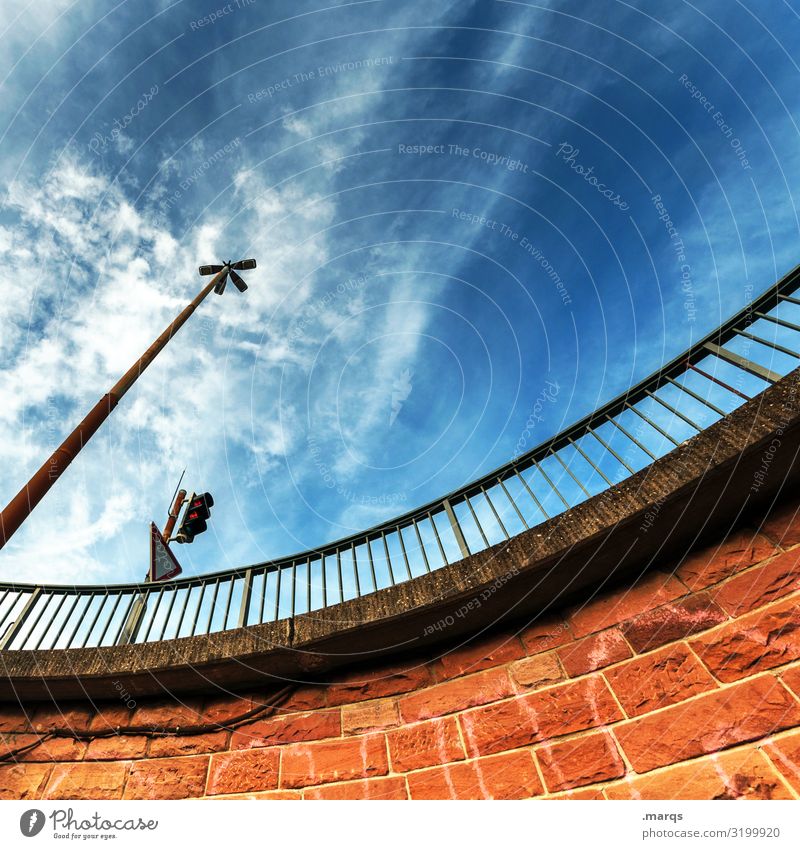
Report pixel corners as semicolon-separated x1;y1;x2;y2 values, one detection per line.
1;0;799;584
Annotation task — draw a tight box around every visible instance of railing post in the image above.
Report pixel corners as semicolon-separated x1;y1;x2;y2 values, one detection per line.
238;569;253;628
443;498;470;559
704;342;781;383
0;587;42;650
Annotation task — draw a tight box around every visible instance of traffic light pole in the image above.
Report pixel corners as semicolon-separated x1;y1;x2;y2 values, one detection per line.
0;269;227;551
163;489;188;543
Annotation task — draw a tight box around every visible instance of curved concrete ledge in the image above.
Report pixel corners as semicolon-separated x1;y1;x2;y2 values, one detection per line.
3;369;800;701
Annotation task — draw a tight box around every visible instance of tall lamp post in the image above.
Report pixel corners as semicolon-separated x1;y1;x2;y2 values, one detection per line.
0;258;256;552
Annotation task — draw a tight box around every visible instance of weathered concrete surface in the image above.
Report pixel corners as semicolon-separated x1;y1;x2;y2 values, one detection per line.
2;369;800;701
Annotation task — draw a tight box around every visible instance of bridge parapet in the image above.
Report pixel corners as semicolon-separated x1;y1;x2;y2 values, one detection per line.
2;265;800;661
1;363;799;700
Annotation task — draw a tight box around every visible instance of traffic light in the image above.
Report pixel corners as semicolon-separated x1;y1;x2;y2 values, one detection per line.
175;492;214;544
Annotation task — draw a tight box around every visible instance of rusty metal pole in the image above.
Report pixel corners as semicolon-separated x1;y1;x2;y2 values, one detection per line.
0;269;227;551
162;489;187;542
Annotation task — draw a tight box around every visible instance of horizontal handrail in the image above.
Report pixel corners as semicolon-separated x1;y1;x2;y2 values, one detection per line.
2;261;800;650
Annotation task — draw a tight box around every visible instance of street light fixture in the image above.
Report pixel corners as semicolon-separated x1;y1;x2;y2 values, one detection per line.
199;258;256;295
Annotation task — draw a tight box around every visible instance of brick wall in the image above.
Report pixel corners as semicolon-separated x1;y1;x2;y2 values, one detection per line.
2;497;800;800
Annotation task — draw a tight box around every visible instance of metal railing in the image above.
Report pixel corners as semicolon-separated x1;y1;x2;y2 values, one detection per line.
2;263;800;651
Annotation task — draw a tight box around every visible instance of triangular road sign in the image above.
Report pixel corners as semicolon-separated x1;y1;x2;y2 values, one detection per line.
149;521;182;582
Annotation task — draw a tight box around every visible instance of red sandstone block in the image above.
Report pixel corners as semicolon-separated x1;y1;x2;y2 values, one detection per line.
251;790;301;799
0;732;38;759
230;687;325;717
281;686;327;712
520;617;573;654
0;763;51;800
676;530;776;591
557;628;631;677
568;571;687;638
131;699;202;730
387;716;465;772
124;755;209;800
763;729;800;793
328;662;432;706
760;500;800;548
551;787;605;800
206;747;280;796
201;688;324;724
537;730;625;792
509;653;563;690
0;707;36;733
147;730;228;758
691;595;800;683
281;734;387;789
711;551;800;617
460;676;623;757
434;633;526;679
781;665;800;697
231;709;340;750
604;644;717;717
20;736;86;763
304;776;408;800
199;694;257;726
605;747;791;799
398;668;513;723
88;704;133;732
621;593;727;653
211;790;301;800
342;700;399;736
33;704;94;733
85;735;148;761
45;762;128;800
407;750;543;799
614;676;800;773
